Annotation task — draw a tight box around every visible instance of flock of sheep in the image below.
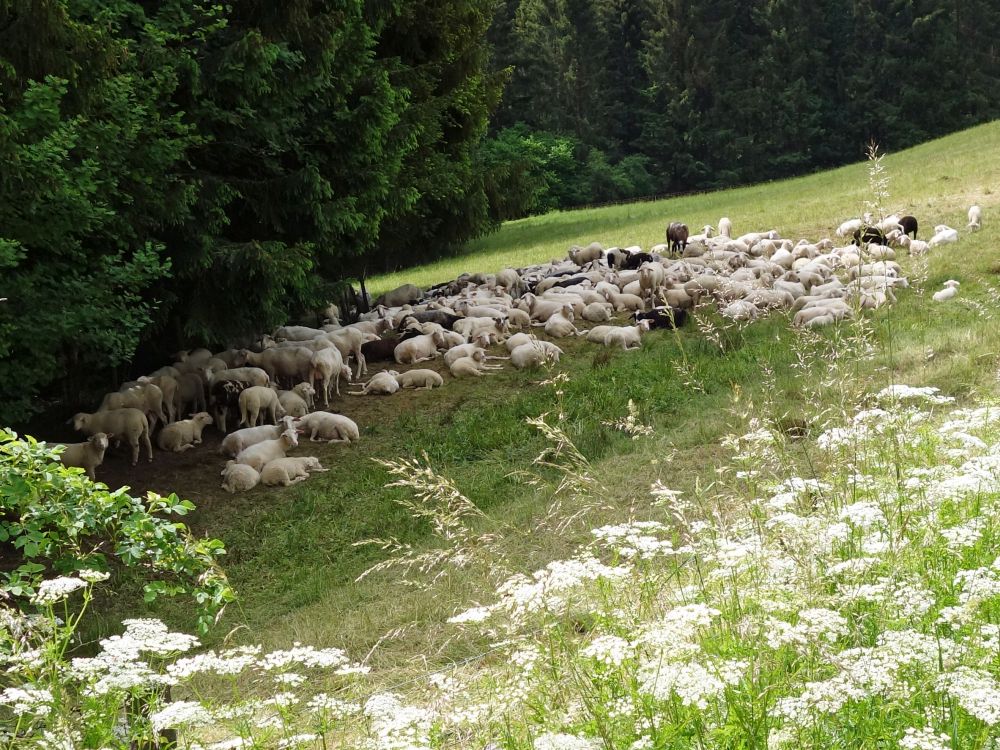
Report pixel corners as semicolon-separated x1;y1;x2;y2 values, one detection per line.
51;204;984;493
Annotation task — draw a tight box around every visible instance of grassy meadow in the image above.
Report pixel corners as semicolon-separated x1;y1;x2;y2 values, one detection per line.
75;122;1000;745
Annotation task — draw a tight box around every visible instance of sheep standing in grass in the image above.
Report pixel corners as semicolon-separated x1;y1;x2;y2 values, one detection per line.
157;412;214;452
56;433;110;480
968;205;982;231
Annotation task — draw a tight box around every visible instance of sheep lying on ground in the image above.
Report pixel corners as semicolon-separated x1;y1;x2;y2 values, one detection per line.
221;461;260;493
294;412;360;443
349;370;401;396
932;279;960;301
56;432;110;480
219;416;297;457
395;369;444;390
449;351;504;377
72;408;152;466
234;428;299;472
260;456;328;487
510;341;562;369
602;320;652;350
157;412;213;452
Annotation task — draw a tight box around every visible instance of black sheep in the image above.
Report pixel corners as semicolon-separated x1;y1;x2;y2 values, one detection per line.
209;379;251;433
899;215;918;239
361;336;402;363
622;252;655;270
633;306;688;329
852;226;887;246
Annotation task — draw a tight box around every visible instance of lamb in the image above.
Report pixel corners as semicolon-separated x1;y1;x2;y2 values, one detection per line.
260;456;328;487
718;217;732;238
968;205;982;231
294;412;360;443
157;412;214;452
56;432;110;480
278;382;316;418
621;252;655;271
71;408;152;466
601;289;645;312
932;279;960;302
638;262;666;297
602;320;652;350
219;416;296;457
234;428;299;472
505;332;538;352
509;342;550;369
449;351;504;377
221;461;260;493
348;370;401;396
395;369;445;390
309;347;352;404
239;386;283;427
720;300;760;321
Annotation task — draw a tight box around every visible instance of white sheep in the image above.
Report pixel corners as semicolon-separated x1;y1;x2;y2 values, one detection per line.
72;409;152;466
309;347;352;405
968;204;982;231
602;320;652;350
56;432;110;480
449;351;503;377
99;380;168;433
221;461;260;493
835;218;863;237
156;412;214;452
568;243;603;265
932;279;960;302
394;332;445;365
260;456;328;487
234;428;299;472
349;370;401;396
582;302;613;322
239;386;283;427
509;342;547;369
929;228;959;247
277;382;315;418
294;412;359;443
504;332;538;352
718;217;732;238
543;305;579;337
720;300;760;321
395;369;445;390
219;416;297;457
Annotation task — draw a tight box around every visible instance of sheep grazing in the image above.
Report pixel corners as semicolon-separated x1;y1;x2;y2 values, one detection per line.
221;461;260;493
932;279;960;302
968;205;982;231
157;412;214;452
234;428;299;472
295;412;360;443
898;215;918;239
219;416;296;458
376;283;423;308
71;409;152;466
395;369;444;390
836;218;863;238
568;243;603;266
56;432;110;481
260;456;328;487
666;222;689;255
349;370;401;396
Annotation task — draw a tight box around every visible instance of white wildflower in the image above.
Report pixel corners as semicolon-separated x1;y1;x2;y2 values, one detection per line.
898;726;950;750
876;385;954;405
31;577;86;604
533;733;599;750
580;635;631;667
150;701;212;731
77;569;110;583
0;686;53;716
938;668;1000;725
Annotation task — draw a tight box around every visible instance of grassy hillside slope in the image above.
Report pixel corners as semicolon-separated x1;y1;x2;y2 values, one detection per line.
102;122;1000;695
